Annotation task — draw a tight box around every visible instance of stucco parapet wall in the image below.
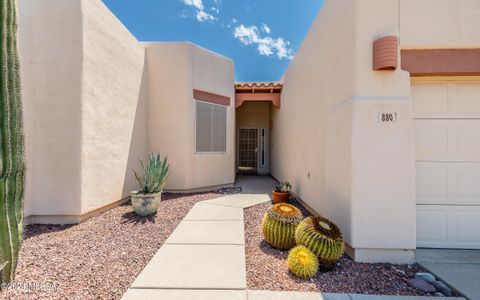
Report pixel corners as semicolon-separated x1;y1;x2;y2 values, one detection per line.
142;41;233;62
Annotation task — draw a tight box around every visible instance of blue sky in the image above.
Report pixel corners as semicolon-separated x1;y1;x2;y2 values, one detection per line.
101;0;324;82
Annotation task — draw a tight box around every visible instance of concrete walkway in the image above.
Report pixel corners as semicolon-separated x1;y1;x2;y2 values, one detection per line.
121;190;271;300
122;176;465;300
417;249;480;300
234;175;278;195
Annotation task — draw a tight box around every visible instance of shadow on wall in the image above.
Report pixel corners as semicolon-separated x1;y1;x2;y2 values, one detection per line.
121;55;149;198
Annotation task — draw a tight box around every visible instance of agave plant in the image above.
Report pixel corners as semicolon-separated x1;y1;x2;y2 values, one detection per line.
133;153;170;194
275;181;291;193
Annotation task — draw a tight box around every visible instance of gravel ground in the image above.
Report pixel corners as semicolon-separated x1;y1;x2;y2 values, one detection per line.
0;189;239;300
245;200;433;296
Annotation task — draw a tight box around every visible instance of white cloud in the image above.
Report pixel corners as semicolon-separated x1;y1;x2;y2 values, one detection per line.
211;6;220;14
233;24;294;60
197;10;217;22
183;0;204;10
182;0;217;23
261;23;270;34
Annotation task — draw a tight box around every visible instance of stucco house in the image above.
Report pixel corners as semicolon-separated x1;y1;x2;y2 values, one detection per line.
18;0;480;264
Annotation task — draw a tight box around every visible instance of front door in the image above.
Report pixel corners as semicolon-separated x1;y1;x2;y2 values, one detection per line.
238;128;258;174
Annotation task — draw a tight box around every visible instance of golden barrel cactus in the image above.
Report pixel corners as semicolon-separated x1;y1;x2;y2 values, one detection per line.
261;203;303;250
295;216;344;270
288;246;319;279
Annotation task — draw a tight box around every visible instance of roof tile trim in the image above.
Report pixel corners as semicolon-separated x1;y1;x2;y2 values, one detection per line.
193;89;231;106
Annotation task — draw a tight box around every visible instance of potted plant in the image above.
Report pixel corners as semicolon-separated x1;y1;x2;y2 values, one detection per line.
131;153;170;216
272;181;291;204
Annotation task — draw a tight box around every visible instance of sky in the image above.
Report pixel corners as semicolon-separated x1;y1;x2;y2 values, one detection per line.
101;0;324;82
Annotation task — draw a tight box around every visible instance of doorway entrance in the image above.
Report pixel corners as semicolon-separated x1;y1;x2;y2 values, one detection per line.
238;128;258;174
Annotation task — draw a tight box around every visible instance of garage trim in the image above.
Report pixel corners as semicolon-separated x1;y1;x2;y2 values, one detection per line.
402;49;480;77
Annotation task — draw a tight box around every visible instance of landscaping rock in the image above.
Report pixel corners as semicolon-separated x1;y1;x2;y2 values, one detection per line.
393;266;406;275
432;280;452;296
415;272;436;283
0;190;239;300
245;200;431;296
407;278;436;293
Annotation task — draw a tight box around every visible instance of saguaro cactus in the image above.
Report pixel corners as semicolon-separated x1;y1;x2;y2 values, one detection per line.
0;0;26;285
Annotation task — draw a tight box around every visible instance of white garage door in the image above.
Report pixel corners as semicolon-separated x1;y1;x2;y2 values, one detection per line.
414;79;480;249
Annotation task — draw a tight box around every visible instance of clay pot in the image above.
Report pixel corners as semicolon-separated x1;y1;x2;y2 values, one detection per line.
272;191;289;204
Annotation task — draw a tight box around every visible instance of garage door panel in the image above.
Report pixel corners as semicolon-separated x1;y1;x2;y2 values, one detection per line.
415;119;480;161
455;83;480;114
414;79;480;249
416;163;447;204
413;81;480;118
412;82;448;116
416;207;449;247
417;205;480;249
451;165;480;205
452;208;480;248
415;120;448;159
417;162;480;205
455;121;480;157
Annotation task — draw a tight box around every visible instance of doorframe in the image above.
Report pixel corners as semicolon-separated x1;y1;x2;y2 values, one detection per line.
236;127;269;175
237;127;259;174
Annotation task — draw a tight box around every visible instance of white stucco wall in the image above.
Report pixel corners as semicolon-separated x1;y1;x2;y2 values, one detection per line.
271;0;416;263
19;0;147;222
145;42;235;191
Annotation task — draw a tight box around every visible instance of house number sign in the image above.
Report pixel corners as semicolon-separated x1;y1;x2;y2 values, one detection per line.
378;112;397;122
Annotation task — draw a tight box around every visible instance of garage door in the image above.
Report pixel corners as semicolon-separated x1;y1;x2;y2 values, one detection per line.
414;79;480;249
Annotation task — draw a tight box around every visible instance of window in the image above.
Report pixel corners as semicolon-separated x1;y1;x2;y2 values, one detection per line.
196;101;227;153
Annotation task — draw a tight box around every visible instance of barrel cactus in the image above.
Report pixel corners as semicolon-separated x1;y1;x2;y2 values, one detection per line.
0;0;26;285
288;245;319;279
261;203;303;250
295;216;344;271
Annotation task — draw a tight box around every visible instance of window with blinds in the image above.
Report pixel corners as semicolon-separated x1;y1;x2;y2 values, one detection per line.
195;101;227;153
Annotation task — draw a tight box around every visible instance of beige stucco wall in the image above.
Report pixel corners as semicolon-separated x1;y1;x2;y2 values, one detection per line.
80;0;147;214
271;0;357;249
236;102;270;174
19;0;235;223
192;46;236;188
400;0;480;49
19;0;148;222
145;42;235;191
19;0;84;219
271;0;416;263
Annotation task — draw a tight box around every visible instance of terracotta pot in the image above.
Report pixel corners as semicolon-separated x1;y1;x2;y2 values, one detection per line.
131;192;161;216
272;191;289;204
